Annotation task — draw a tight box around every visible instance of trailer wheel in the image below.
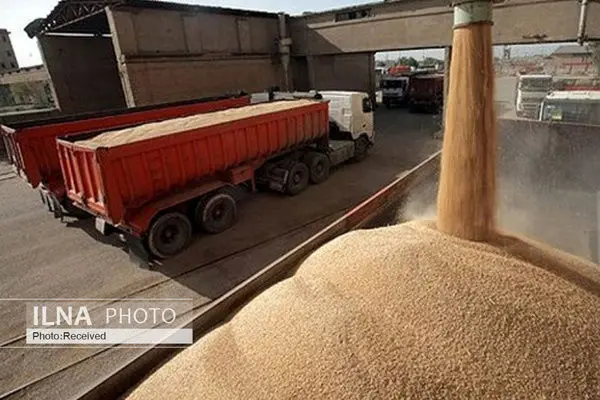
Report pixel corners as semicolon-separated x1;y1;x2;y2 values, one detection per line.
305;152;331;184
62;200;91;219
147;212;193;259
353;136;370;162
285;161;310;196
195;192;237;234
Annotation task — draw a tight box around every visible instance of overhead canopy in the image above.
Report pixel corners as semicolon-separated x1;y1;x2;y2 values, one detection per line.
25;0;279;38
25;0;123;37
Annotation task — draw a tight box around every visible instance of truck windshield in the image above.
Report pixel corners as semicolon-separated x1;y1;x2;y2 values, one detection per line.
362;97;373;113
541;101;600;126
381;80;407;89
519;78;552;91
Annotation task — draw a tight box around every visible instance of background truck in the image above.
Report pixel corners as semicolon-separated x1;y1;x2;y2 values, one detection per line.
253;90;375;144
0;94;249;217
539;91;600;126
56;96;375;261
408;74;444;113
380;76;410;108
514;74;553;118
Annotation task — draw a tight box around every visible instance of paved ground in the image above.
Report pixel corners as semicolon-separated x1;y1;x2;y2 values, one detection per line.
0;107;441;398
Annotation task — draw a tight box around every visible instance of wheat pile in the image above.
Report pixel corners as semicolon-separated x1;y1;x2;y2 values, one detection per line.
128;220;600;400
75;100;317;149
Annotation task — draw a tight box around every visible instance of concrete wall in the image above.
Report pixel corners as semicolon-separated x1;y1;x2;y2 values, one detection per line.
38;35;126;113
294;53;375;99
107;7;284;107
0;66;48;85
120;56;282;105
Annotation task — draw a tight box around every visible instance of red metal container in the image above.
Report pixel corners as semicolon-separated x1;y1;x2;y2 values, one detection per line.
409;74;444;112
0;95;250;204
57;100;329;238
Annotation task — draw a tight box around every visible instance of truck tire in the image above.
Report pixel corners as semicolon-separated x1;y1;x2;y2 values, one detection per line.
285;161;310;196
353;136;370;162
195;192;237;234
305;152;331;184
62;200;91;219
147;212;193;259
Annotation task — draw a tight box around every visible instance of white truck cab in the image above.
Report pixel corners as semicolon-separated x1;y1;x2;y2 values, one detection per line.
539;91;600;126
515;74;553;119
251;90;374;142
380;76;410;108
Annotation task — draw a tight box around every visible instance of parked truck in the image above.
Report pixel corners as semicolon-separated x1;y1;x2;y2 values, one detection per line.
408;74;444;113
252;90;375;143
539;91;600;126
0;94;249;217
381;76;410;108
514;74;553;119
56;96;375;261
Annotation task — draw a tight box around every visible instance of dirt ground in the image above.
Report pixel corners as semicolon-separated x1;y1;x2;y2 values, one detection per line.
0;107;441;399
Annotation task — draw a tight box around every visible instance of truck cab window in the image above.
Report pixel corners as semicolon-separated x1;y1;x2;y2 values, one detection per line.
362;98;373;113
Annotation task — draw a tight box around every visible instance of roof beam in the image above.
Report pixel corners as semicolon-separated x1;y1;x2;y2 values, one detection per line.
290;0;600;56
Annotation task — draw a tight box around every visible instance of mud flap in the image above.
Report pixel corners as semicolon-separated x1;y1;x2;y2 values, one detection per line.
50;194;64;221
125;234;152;268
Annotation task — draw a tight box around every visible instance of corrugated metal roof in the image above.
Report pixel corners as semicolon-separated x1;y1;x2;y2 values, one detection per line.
552;45;592;56
27;0;278;37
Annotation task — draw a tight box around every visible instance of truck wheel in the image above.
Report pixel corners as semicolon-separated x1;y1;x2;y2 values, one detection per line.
305;152;331;184
195;192;237;234
62;200;91;219
285;161;310;196
147;212;193;259
353;137;370;162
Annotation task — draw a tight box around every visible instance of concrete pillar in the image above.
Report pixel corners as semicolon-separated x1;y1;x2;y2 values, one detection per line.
435;45;452;138
278;13;292;91
307;55;316;90
368;52;377;108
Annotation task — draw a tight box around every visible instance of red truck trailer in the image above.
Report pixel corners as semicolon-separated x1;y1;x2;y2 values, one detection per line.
0;94;250;217
57;99;372;261
408;74;444;113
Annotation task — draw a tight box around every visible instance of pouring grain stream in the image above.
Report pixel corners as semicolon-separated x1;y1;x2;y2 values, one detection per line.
437;1;497;241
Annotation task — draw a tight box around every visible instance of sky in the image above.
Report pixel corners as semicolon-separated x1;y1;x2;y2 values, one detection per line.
2;0;563;68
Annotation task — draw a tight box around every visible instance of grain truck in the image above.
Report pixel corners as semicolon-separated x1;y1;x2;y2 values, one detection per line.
56;97;375;260
514;74;553;118
539;91;600;126
408;74;444;113
0;94;249;217
380;76;410;108
252;90;375;144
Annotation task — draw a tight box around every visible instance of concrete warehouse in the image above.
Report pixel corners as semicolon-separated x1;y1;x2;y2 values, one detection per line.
23;0;600;114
